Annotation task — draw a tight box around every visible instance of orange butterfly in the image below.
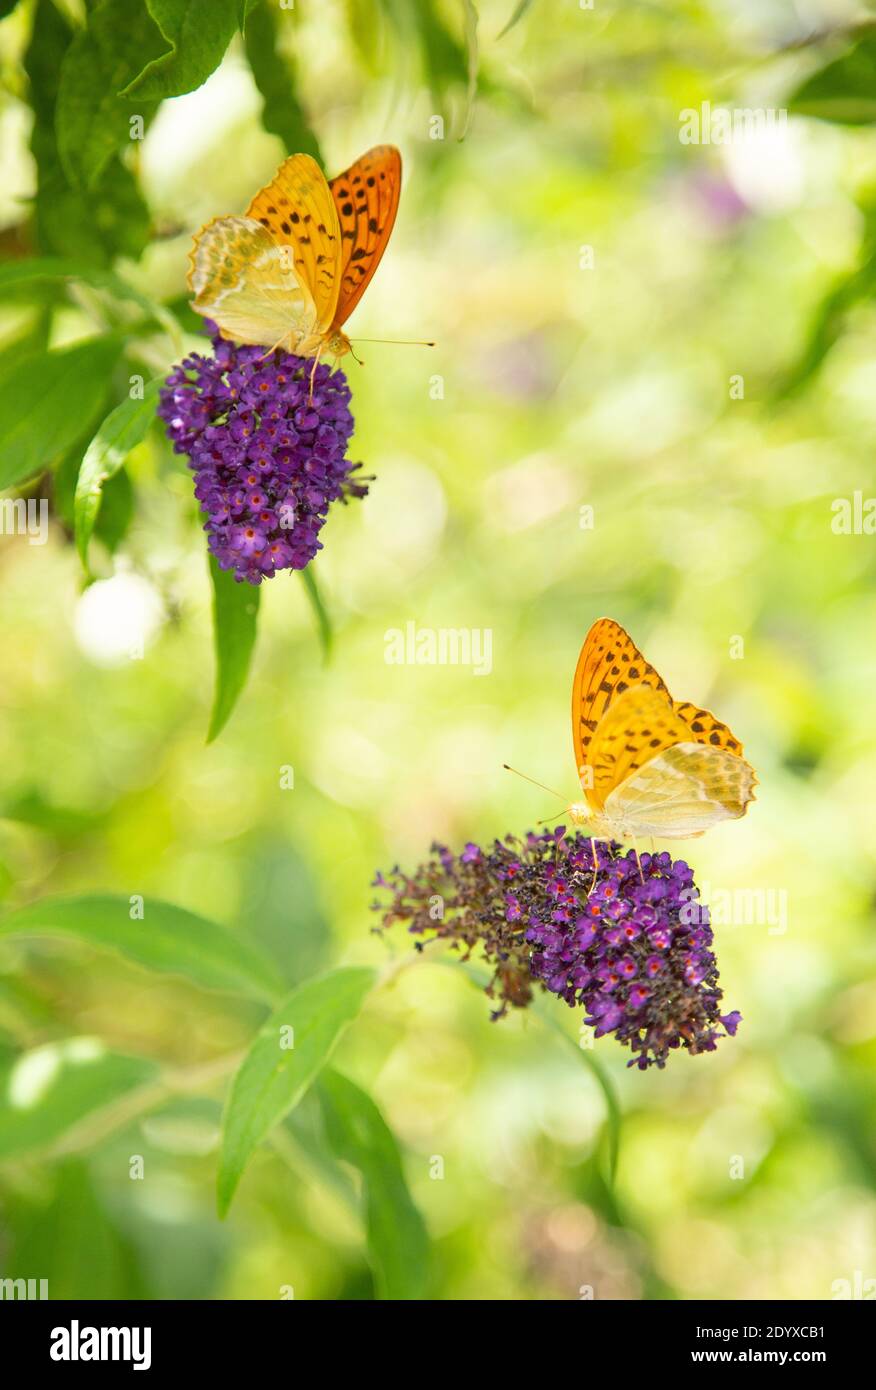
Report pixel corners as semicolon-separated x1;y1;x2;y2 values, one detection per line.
509;618;757;842
187;146;403;365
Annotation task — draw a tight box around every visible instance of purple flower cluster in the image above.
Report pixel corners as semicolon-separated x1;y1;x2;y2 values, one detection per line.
373;828;740;1070
158;326;368;584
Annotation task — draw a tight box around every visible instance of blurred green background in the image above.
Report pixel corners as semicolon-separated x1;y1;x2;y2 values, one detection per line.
1;0;875;1300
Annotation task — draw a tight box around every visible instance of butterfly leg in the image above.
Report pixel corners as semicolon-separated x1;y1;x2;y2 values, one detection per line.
308;347;323;403
629;834;645;884
585;837;602;897
258;326;296;361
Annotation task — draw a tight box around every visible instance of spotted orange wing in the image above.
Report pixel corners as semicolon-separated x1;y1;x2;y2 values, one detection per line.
328;145;401;329
585;684;694;812
672;699;744;755
245;153;343;336
573;618;752;822
571;618;672;792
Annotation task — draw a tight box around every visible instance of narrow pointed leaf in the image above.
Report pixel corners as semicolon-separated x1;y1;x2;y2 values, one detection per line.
207;555;261;742
460;0;479;140
0;337;120;489
300;565;333;661
217;967;376;1216
0;1041;159;1160
0;895;282;1001
75;377;162;570
788;32;876;125
318;1070;431;1299
498;0;536;39
244;2;321;161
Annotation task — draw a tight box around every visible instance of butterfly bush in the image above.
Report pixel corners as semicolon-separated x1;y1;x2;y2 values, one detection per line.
158;325;369;584
372;829;741;1070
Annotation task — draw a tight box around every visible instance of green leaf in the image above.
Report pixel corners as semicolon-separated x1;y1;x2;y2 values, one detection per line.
410;0;469;107
1;793;98;838
318;1069;431;1299
244;2;322;161
237;837;332;989
208;555;261;743
55;0;165;189
93;466;135;555
0;0;24;19
0;1040;158;1160
788;30;876;124
53;157;152;265
498;0;536;39
75;376;161;571
1;788;107;840
237;0;263;33
0;894;282;1002
26;0;151;265
345;0;383;72
300;564;333;661
774;199;876;398
0;259;183;348
55;430;135;560
460;0;479;139
217;966;376;1216
126;0;239;100
6;1161;149;1298
0;336;121;490
25;0;69;133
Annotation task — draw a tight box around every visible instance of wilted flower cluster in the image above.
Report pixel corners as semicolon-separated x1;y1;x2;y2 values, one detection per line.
373;828;740;1069
158;325;368;584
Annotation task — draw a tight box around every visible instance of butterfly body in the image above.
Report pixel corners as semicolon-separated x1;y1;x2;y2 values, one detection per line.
188;146;402;361
570;619;757;841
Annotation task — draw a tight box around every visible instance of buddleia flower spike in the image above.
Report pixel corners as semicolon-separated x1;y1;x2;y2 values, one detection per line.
373;829;741;1070
158;324;368;584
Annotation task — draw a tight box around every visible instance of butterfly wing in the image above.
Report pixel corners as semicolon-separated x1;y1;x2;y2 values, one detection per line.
602;741;757;839
572;618;672;801
585;685;693;812
188;215;319;349
328;145;401;328
246;153;343;339
672;699;744;755
573;618;757;836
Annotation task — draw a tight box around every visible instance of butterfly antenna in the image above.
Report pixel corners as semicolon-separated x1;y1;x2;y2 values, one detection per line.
352;338;436;347
502;764;570;803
